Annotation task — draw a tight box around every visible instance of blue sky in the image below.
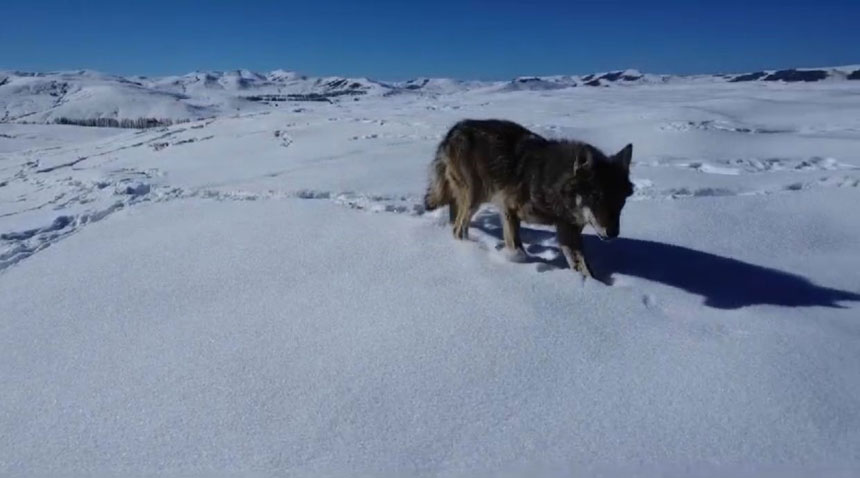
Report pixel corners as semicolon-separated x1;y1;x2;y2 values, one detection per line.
1;0;857;79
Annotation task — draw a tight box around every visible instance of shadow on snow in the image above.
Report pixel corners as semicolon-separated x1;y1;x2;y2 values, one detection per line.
470;210;860;310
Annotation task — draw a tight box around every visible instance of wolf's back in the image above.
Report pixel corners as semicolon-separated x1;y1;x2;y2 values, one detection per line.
424;119;537;211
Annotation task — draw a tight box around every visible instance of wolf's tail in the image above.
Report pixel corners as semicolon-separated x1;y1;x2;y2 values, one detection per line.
424;146;452;211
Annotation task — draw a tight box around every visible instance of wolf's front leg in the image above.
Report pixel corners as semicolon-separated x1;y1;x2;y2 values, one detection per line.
501;208;524;252
556;221;593;278
499;207;528;262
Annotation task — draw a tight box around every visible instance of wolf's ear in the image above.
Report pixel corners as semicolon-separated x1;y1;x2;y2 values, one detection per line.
616;143;633;169
574;148;594;173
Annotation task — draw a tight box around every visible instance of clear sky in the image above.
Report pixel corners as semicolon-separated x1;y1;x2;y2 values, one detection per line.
1;0;857;80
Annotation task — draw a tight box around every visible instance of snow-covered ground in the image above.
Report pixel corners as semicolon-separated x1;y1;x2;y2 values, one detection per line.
1;78;859;475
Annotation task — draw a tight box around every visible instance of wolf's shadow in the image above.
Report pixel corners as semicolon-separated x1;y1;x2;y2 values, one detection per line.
470;210;860;310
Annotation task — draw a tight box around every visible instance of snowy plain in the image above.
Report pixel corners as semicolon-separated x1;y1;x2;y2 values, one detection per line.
1;71;860;476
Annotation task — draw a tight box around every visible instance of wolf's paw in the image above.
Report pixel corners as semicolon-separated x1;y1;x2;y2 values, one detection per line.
598;274;615;286
583;270;614;286
503;248;529;263
575;266;615;286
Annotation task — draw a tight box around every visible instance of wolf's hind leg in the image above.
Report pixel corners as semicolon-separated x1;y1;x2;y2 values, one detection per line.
450;181;479;240
453;195;476;240
557;222;593;278
446;167;470;239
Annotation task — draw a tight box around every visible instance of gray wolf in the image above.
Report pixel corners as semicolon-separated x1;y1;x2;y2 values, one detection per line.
424;119;633;278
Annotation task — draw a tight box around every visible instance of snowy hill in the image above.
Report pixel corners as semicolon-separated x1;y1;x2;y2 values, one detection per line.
3;65;860;125
1;71;860;475
0;69;390;124
0;70;215;124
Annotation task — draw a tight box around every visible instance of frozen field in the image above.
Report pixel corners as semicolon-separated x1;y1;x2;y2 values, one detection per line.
1;77;860;475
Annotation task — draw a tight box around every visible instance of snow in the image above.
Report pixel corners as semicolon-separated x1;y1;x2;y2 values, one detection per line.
1;74;860;475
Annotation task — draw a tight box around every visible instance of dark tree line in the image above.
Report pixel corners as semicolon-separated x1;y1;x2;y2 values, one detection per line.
52;117;192;129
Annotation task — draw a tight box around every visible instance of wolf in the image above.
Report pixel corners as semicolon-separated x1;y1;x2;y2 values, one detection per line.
424;119;634;279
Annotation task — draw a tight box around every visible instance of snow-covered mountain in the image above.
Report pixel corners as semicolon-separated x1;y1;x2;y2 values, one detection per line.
0;69;389;124
2;65;859;126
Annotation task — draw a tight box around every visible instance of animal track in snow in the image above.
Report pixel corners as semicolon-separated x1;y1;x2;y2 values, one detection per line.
783;175;860;191
152;135;215;150
0;206;120;272
34;128;190;173
631;174;859;201
3;163;857;274
0;175;184;273
348;132;440;142
192;187;426;215
658;120;792;134
642;156;859;175
273;130;293;148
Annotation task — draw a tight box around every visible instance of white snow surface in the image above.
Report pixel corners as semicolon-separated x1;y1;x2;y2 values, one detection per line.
1;78;860;476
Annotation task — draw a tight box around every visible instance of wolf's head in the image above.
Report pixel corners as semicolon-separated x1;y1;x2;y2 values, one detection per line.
566;144;634;240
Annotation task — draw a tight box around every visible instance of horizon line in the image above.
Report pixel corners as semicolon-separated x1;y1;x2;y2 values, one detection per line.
3;63;860;83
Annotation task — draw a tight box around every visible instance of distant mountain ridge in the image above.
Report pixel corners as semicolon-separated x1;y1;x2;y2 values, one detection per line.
1;65;858;126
